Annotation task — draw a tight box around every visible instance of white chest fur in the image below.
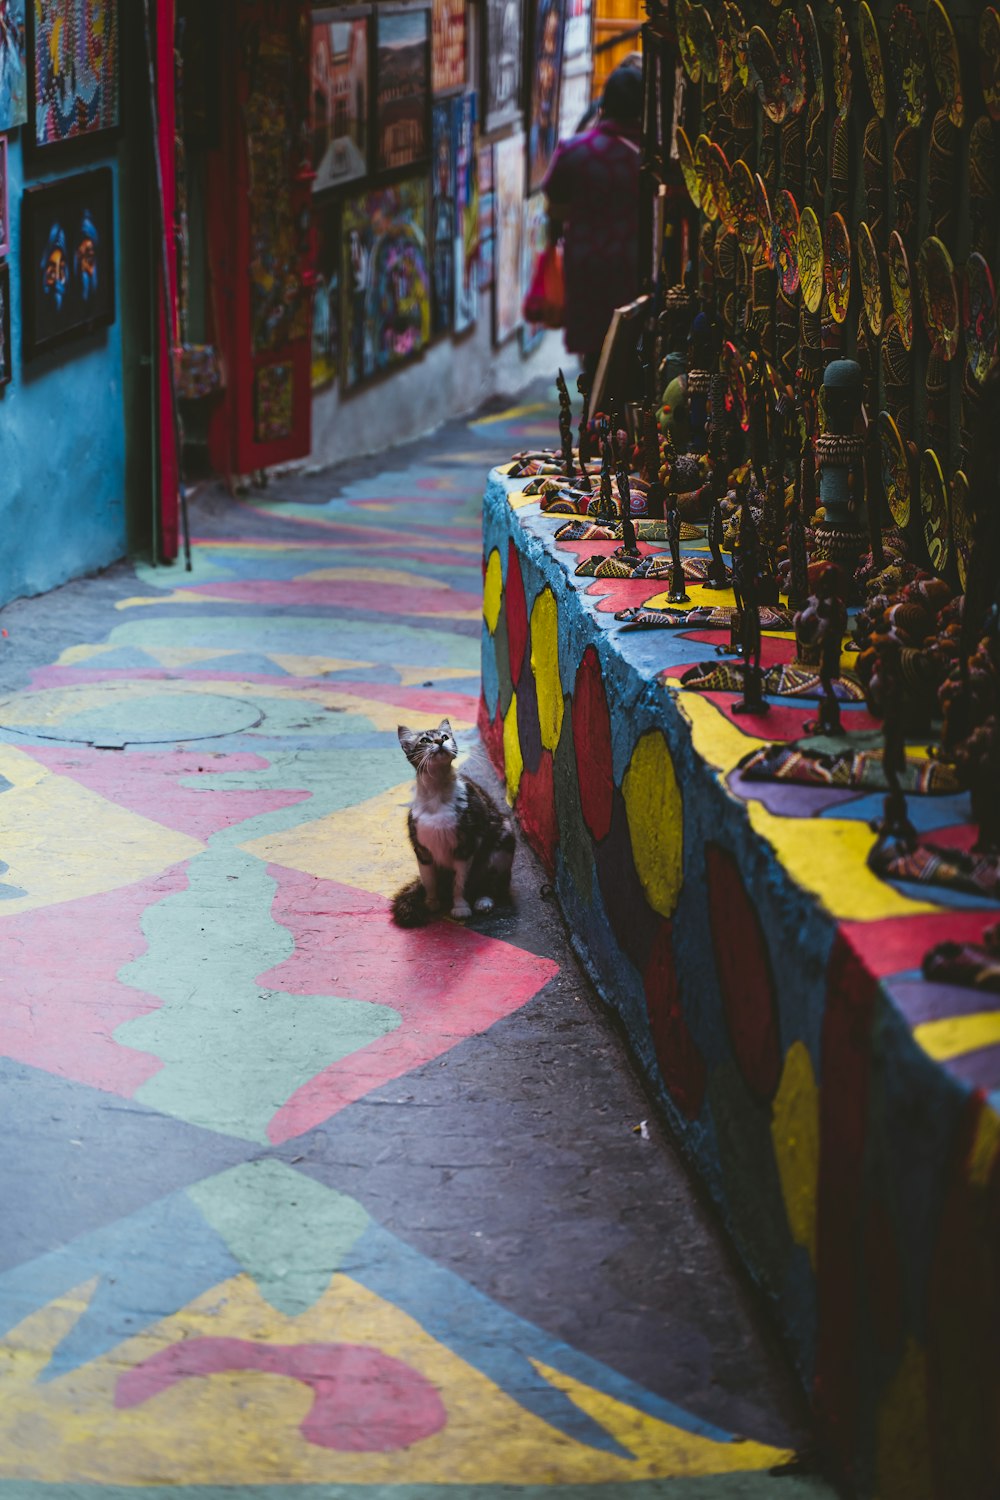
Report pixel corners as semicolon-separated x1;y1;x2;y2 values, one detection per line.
412;777;466;868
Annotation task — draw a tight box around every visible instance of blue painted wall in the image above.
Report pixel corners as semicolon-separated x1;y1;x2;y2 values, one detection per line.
0;138;127;608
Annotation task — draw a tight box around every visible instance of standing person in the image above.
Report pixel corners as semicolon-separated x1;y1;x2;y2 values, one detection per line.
542;60;643;388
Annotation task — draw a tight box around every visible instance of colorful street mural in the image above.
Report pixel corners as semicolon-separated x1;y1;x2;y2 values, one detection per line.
0;401;826;1498
480;456;1000;1499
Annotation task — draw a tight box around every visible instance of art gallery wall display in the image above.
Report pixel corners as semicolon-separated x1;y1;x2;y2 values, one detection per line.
493;130;525;343
374;4;431;174
21;166;115;359
309;7;369;193
431;97;456;334
0;135;8;258
483;0;522;133
0;0;26;132
341;177;431;389
0;260;11;387
311;196;341;391
527;0;566;192
431;0;465;95
452;88;478;332
31;0;119;151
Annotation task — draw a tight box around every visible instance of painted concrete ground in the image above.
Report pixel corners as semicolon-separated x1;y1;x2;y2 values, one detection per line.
0;388;834;1498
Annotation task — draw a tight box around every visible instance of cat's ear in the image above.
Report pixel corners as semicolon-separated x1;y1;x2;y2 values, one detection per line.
437;718;453;737
398;725;419;755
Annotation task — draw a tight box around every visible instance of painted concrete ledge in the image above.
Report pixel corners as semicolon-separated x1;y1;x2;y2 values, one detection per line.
478;468;1000;1500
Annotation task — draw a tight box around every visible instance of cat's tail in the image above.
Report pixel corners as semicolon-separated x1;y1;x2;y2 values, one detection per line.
391;880;434;928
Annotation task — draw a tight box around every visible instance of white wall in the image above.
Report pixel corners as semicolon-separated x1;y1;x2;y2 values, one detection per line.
309;317;567;467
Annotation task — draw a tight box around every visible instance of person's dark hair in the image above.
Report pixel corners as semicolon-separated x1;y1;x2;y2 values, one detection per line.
600;60;643;125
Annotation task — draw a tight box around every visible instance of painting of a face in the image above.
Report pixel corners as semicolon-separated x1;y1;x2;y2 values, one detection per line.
23;167;115;357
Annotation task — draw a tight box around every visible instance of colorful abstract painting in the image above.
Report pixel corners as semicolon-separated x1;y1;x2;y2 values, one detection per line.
0;0;26;131
32;0;119;149
311;198;340;392
309;10;369;193
254;361;294;443
431;0;465;94
431;99;455;335
452;90;478;332
342;178;431;388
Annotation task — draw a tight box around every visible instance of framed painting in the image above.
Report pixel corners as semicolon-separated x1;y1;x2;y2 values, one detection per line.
431;0;465;94
528;0;566;191
30;0;119;151
0;261;11;387
558;63;591;139
309;8;369;194
311;197;340;392
493;131;524;343
452;90;478;332
21;166;116;359
341;177;431;389
374;4;431;174
478;141;495;291
520;190;548;354
255;362;295;444
0;1;26;131
0;136;9;258
483;0;522;133
431;99;456;334
562;0;592;61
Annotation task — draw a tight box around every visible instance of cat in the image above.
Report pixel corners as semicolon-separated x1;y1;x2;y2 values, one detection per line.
392;719;516;927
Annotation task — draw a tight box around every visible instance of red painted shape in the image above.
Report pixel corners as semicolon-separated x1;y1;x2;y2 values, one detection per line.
686;691;883;741
863;1196;903;1355
478;698;505;774
516;750;558;870
24;748;309;842
705;843;781;1103
0;869;191;1096
153;578;482;617
572;645;614;843
505;542;529;684
681;631;796;669
814;932;878;1471
643;920;706;1120
115;1338;446;1452
261;875;559;1142
840;910;998;981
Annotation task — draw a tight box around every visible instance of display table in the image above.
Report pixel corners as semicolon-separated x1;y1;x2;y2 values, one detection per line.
479;464;1000;1496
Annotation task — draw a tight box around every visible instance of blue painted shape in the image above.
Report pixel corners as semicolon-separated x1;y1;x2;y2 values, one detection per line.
0;857;26;899
890;879;998;911
0;1060;253;1275
481;620;499;716
0;1189;241;1379
189;653;294;676
0;142;127;609
69;648;166;672
820;790;972;834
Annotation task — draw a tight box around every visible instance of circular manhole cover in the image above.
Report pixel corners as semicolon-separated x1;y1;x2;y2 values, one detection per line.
0;683;264;747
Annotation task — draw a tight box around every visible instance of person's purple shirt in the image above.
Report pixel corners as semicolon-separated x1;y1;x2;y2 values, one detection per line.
543;117;641;356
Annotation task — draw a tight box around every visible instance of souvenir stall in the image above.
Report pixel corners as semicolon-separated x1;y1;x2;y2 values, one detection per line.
477;3;1000;1495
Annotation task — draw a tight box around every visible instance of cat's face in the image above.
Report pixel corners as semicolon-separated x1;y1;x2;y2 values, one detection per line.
397;720;457;771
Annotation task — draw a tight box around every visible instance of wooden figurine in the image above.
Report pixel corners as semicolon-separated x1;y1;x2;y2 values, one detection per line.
556;369;577;480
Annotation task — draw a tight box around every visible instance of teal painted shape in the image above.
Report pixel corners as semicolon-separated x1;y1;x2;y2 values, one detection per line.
17;691;263;746
0;857;26;901
190;653;293;676
187;1160;368;1316
134;555;238;589
70;647;167;671
116;846;400;1143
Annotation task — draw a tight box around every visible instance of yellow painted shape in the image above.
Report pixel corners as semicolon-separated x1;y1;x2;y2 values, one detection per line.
471;400;552;426
298;567;450;590
241;780;416;899
913;1011;1000;1064
770;1042;820;1268
875;1339;933;1500
621;730;684;919
483;548;503;634
0;1272;795;1485
674;691;938;922
503;691;523;802
116;589;211;609
968;1104;1000;1189
530;587;564;752
508;490;538;511
0;744;202;917
645;582;738;611
532;1360;793;1478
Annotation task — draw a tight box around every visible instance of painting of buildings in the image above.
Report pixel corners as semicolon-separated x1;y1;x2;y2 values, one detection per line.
310;12;369;193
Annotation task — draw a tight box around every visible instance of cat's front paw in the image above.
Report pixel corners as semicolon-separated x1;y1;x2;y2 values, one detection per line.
473;896;494;913
450;900;472;920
